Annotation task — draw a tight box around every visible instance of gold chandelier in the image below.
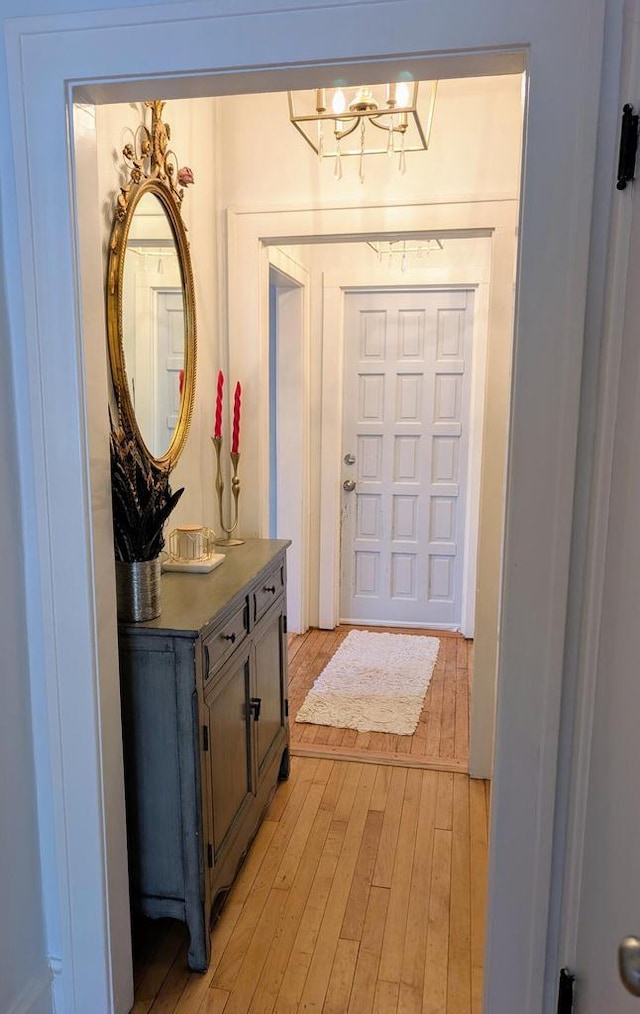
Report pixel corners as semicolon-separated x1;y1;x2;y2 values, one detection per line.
287;80;437;181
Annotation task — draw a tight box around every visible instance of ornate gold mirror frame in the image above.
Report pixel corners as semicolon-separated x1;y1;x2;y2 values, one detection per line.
106;100;197;468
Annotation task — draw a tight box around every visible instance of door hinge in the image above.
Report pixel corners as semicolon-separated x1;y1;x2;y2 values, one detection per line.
617;103;639;190
557;968;575;1014
207;843;213;868
203;725;209;752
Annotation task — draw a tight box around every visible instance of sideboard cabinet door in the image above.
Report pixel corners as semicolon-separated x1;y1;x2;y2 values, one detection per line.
202;644;254;861
252;603;288;780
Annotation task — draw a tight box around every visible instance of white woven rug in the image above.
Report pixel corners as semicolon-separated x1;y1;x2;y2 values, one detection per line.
295;629;440;736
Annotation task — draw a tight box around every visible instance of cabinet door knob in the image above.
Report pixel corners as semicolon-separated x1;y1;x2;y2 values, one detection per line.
249;697;262;721
222;631;236;644
264;585;276;594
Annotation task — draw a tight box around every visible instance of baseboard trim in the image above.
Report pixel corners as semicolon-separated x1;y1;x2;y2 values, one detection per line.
5;971;52;1014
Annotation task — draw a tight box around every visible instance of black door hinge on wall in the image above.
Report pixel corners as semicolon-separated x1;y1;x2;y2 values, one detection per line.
557;968;575;1013
617;103;639;190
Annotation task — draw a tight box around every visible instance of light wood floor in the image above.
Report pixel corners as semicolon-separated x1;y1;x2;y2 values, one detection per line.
289;628;471;773
132;756;489;1013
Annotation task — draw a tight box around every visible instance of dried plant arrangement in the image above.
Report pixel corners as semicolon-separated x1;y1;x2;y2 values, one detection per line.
110;418;184;563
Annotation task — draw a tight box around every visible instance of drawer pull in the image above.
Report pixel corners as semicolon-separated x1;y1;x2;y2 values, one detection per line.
222;632;237;644
249;697;262;721
264;585;276;594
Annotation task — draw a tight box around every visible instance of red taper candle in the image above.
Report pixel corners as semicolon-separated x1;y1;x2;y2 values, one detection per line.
178;368;185;398
214;370;224;438
231;381;242;453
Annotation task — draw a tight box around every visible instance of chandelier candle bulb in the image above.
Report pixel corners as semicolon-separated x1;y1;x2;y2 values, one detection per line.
386;82;397;107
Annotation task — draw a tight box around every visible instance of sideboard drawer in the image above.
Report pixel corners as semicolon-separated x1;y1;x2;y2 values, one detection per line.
252;562;285;623
203;600;249;679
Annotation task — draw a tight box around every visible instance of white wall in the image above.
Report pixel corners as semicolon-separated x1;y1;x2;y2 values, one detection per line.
218;75;523;206
0;221;50;1014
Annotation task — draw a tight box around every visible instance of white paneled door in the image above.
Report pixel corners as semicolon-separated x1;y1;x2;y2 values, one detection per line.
340;288;473;627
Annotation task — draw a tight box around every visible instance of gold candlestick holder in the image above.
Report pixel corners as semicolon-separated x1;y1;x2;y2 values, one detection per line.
212;435;244;546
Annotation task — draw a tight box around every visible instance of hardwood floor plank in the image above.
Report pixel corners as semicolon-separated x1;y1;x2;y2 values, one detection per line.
272;780;328;890
448;823;471;1013
221;887;289;1013
470;780;488;1004
372;767;408;889
297;764;378;1011
348;885;390;1013
198;988;230;1013
469;780;487;847
322;937;360;1014
211;764;323;990
319;759;348;812
246;807;333;1014
471;966;483;1014
396;982;423;1014
135;921;187;1004
272;951;312;1014
273;819;348;1010
333;761;366;823
370;764;393;812
435;772;454;831
378;769;422;983
341;809;385;941
422;829;453;1014
452;773;470;842
400;771;438;994
148;940;194;1014
372;980;400;1013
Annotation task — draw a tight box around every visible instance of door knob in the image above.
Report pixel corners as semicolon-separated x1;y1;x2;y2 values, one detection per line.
344;453;356;465
619;936;640;995
343;479;356;492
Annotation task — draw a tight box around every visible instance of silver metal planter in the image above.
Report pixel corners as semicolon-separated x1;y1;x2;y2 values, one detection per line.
115;557;161;622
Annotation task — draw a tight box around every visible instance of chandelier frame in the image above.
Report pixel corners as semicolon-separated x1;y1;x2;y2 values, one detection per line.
287;81;437;158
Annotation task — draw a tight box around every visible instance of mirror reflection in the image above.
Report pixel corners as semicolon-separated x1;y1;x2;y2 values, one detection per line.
122;192;185;460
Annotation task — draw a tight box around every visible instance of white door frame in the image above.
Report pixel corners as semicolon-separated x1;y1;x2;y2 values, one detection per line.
4;4;608;1012
268;247;311;633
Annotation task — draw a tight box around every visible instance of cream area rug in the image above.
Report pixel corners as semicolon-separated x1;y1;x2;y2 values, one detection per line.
295;629;440;736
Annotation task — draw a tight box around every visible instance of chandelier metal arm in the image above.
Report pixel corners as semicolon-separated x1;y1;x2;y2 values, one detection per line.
369;115;409;135
334;118;360;141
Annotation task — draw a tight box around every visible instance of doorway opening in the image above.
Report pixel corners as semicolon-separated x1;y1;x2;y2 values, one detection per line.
77;72;521;1008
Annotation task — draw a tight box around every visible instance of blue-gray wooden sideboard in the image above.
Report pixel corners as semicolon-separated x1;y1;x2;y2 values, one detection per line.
117;539;291;971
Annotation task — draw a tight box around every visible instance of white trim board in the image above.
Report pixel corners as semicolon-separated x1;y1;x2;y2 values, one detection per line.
268;247;311;633
3;4;607;1011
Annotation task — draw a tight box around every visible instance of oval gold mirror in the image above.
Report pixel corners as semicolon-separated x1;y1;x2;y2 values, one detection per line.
106;101;196;468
